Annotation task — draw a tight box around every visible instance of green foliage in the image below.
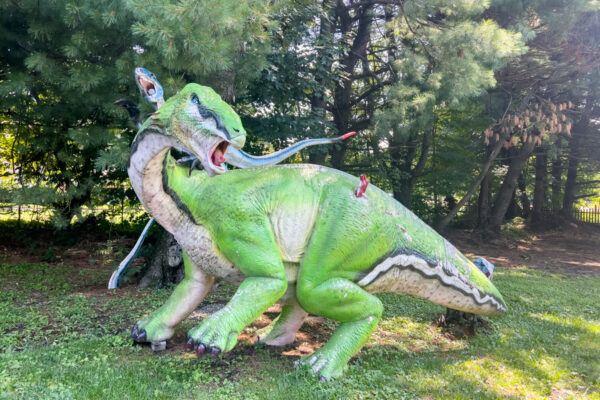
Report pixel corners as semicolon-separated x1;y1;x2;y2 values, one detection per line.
0;0;279;228
125;0;274;92
0;0;140;225
372;3;525;209
1;0;598;230
240;2;338;148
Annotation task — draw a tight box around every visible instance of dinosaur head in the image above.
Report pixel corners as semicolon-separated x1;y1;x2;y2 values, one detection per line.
146;83;246;177
135;67;164;105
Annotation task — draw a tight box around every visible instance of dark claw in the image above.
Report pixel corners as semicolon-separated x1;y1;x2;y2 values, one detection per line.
185;338;194;352
196;343;206;357
131;326;139;339
208;346;220;358
136;329;147;343
175;155;203;176
188;159;199;176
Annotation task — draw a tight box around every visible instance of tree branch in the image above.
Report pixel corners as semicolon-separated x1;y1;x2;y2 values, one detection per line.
410;127;434;184
436;92;537;232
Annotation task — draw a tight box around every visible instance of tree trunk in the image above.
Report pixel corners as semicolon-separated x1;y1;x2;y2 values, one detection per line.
550;151;563;211
438;139;503;231
562;153;579;215
330;2;373;170
138;228;185;289
505;188;521;220
308;0;334;167
476;172;491;229
437;92;534;232
530;150;547;225
488;139;536;230
562;120;587;215
392;181;413;209
518;171;530;219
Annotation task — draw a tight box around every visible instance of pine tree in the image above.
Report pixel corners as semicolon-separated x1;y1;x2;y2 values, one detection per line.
0;0;278;287
0;0;140;227
0;0;277;225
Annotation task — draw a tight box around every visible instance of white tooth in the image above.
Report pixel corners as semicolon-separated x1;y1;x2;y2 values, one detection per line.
148;88;156;95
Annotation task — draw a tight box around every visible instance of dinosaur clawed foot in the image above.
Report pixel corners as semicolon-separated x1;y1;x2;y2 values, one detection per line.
131;317;174;345
186;312;240;357
131;326;148;343
294;348;347;381
131;326;166;351
185;338;221;358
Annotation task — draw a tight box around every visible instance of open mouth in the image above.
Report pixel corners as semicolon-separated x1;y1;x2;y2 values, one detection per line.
189;135;231;177
138;76;157;96
210;141;229;168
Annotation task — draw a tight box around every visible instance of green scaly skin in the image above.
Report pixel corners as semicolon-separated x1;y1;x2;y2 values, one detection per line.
127;83;507;380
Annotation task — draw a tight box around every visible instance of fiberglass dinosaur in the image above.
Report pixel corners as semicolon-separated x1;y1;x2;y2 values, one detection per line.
126;82;507;381
109;68;356;289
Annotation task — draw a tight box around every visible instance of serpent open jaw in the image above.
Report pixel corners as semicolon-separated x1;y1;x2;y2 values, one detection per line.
137;72;158;97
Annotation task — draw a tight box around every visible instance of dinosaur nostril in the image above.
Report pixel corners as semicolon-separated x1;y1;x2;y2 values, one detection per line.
233;128;240;133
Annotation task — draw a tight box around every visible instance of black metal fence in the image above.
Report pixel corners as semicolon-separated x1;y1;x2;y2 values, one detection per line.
572;207;600;224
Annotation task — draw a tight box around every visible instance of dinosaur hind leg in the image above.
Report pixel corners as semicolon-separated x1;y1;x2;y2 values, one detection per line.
258;300;307;346
132;251;214;346
295;276;383;381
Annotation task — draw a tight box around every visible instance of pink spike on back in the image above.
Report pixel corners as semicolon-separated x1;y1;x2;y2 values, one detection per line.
354;174;369;198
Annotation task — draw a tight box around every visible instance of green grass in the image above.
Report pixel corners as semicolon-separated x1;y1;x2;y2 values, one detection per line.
1;259;599;399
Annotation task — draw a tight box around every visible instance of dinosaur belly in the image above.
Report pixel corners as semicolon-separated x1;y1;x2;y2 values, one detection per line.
269;203;318;263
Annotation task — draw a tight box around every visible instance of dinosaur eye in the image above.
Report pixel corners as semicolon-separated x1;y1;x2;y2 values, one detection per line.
233;128;240;132
191;95;199;104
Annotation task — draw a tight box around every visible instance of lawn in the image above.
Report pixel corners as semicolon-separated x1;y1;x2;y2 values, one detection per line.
0;235;599;399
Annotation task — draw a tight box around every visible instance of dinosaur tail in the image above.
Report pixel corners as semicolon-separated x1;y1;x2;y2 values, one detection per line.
224;131;357;169
108;218;154;289
359;248;507;316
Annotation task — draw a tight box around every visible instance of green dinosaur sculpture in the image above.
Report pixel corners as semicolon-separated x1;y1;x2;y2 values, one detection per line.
127;83;507;380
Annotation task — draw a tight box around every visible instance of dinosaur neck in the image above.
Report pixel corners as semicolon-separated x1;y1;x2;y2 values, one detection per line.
127;128;243;284
128;129;193;233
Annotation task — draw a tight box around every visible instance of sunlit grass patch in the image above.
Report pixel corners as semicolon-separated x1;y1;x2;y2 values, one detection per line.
374;315;468;353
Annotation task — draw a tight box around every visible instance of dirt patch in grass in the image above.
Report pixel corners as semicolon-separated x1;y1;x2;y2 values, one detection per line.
431;312;492;340
156;303;332;359
448;223;600;276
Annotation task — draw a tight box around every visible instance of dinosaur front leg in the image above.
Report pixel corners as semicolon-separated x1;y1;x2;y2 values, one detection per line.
132;251;214;346
187;224;287;356
296;277;383;381
258;299;307;346
187;276;287;355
